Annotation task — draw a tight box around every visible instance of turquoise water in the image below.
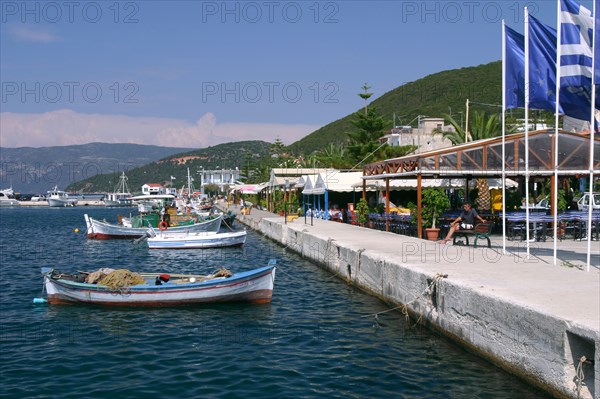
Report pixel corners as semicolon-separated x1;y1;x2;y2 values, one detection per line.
0;207;549;398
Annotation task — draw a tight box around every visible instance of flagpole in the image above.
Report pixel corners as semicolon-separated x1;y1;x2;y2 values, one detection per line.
553;0;562;266
524;6;531;257
586;0;597;272
501;20;507;255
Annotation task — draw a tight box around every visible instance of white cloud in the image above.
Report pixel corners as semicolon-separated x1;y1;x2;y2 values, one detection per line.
8;25;61;43
0;109;319;148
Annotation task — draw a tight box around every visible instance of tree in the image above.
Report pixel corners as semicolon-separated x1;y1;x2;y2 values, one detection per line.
314;143;353;169
346;106;389;166
358;83;373;115
270;137;286;158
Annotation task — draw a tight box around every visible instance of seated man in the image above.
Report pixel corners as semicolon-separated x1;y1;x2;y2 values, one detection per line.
439;202;486;244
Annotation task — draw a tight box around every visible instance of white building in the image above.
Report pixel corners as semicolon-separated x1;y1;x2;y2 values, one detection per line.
379;117;454;153
141;183;165;195
199;168;241;191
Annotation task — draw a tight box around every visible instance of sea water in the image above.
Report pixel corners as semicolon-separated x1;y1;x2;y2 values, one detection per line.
0;207;549;398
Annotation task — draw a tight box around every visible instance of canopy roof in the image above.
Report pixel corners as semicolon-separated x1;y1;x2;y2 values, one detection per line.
230;184;268;194
363;130;600;179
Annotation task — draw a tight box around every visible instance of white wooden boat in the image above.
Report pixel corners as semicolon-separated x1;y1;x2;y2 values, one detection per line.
103;172;134;207
147;230;247;249
84;213;222;239
47;186;78;207
41;261;276;306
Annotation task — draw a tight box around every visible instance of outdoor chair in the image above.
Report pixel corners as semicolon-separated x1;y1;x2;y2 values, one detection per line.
452;222;493;248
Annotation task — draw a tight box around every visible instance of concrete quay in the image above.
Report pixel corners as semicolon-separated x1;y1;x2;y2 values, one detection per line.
227;204;600;399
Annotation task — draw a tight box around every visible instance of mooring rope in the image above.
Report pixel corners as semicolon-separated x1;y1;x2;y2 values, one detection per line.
574;355;587;399
363;272;448;327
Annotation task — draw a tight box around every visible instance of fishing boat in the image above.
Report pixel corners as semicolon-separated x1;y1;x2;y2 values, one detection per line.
84;213;223;239
0;191;19;207
47;186;78;207
103;172;134;207
146;230;247;249
39;261;276;306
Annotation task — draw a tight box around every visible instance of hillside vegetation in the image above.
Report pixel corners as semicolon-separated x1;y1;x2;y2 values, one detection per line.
288;61;502;155
67;141;271;192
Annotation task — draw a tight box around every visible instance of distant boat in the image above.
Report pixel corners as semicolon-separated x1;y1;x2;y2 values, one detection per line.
40;261;276;306
0;191;19;207
84;213;223;239
146;230;247;249
1;187;14;196
47;186;78;207
103;172;134;207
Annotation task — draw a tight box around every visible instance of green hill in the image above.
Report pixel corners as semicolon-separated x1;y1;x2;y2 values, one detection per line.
288;61;502;155
67;140;271;192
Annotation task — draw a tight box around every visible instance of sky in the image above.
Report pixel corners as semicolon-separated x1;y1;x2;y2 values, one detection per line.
0;0;578;148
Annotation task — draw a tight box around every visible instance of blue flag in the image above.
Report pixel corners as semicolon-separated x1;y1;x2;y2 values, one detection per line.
528;15;560;111
560;0;597;121
505;25;525;109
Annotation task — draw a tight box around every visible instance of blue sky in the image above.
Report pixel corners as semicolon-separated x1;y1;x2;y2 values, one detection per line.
0;1;578;147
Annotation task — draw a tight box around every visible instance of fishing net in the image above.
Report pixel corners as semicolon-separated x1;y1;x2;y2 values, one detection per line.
97;269;147;289
213;267;232;278
85;268;115;284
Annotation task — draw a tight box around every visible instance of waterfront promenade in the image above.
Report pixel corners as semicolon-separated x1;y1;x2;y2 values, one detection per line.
225;203;600;399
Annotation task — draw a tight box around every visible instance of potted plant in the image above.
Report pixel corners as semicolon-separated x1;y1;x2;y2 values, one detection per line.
421;188;451;241
355;198;369;227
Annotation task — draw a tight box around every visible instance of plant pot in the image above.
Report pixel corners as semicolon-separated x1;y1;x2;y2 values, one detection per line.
279;211;284;216
425;228;440;241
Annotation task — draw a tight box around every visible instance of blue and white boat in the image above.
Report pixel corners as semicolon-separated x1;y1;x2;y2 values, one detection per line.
41;261;276;306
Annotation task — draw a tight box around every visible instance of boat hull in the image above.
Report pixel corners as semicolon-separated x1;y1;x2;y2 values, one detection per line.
48;198;77;207
147;231;247;249
0;199;20;207
84;213;222;239
44;265;275;306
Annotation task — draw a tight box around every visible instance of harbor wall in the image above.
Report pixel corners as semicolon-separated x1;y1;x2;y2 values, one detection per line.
238;213;599;399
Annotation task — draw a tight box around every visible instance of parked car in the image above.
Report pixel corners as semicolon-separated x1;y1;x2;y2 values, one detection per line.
577;193;600;211
520;197;550;211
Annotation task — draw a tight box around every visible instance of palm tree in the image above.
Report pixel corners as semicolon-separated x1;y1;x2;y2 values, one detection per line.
438;111;506;212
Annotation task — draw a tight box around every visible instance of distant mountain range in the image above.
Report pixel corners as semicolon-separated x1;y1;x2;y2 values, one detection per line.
0;143;194;193
3;61;503;193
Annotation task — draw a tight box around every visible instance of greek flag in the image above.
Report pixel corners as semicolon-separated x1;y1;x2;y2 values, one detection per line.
560;0;598;120
505;25;525;109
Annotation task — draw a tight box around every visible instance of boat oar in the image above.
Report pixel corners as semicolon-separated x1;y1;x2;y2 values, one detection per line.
221;217;234;232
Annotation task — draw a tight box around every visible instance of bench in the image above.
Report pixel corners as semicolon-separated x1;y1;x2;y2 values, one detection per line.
452;222;493;248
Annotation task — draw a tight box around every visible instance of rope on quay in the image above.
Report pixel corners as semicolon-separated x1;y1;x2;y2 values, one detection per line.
574;355;591;399
363;272;448;328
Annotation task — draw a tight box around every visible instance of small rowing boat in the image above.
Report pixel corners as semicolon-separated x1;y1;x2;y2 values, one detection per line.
39;260;276;306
